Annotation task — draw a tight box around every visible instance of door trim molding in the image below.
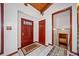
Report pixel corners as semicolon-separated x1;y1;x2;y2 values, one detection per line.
0;3;4;55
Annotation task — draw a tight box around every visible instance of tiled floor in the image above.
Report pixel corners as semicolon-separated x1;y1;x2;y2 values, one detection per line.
13;43;77;56
17;43;51;56
38;45;53;56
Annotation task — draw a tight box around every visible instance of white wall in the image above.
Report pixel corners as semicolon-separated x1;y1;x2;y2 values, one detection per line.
72;4;77;52
4;3;41;55
0;4;1;52
54;10;70;29
42;3;77;52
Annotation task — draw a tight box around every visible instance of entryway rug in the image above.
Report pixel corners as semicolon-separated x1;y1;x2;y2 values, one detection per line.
21;43;41;55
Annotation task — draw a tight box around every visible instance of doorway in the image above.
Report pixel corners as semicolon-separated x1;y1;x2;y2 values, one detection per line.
21;18;33;48
52;7;72;51
39;20;45;45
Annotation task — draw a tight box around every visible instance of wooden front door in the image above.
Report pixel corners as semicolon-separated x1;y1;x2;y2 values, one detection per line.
39;20;45;45
21;18;33;48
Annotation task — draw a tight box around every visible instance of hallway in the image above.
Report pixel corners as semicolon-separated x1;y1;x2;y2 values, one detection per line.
0;3;78;56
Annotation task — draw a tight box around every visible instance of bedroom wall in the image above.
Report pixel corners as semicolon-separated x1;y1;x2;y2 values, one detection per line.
42;3;77;52
3;3;41;55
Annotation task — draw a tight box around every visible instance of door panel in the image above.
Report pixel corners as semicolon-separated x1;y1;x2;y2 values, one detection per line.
39;20;45;45
21;18;33;48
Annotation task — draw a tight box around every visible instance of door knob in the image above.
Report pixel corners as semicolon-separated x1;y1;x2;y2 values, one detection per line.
22;33;24;36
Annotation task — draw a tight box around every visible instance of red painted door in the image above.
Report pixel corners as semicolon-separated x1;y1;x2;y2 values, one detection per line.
39;20;45;45
21;18;33;48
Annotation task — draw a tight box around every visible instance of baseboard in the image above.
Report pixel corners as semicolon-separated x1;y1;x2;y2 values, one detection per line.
71;51;79;56
18;47;21;50
34;41;39;43
7;51;18;56
48;43;52;46
0;51;4;55
33;41;50;47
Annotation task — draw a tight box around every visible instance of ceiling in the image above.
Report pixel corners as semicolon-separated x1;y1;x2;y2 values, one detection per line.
24;3;52;14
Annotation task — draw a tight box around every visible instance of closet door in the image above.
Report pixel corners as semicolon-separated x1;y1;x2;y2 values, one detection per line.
39;20;45;45
21;18;33;48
